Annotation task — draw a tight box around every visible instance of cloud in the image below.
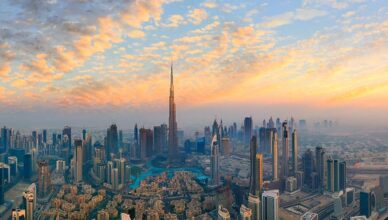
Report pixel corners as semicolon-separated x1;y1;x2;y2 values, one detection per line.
163;14;185;27
303;0;366;9
202;1;217;9
0;63;11;78
188;9;208;25
261;8;327;28
343;11;356;17
128;29;146;38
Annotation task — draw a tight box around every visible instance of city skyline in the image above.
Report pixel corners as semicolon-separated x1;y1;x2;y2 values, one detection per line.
0;0;387;128
1;1;388;220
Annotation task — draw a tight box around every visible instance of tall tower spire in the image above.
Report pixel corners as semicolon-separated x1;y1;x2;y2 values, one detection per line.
171;61;174;89
168;61;178;164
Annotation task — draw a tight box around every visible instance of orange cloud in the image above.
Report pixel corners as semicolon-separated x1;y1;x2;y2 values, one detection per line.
0;63;11;78
188;9;208;25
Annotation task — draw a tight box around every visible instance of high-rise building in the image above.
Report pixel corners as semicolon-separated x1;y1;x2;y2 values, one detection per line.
106;124;119;160
379;175;388;195
0;165;5;205
252;152;264;196
221;137;232;156
52;133;57;146
262;190;279;220
359;190;371;218
153;125;164;154
1;127;10;153
327;158;334;192
240;204;252;220
244;117;253;146
118;130;123;148
114;158;125;185
23;153;32;180
42;129;47;144
291;129;298;176
249;136;257;195
300;212;318;220
315;147;325;191
303;149;314;189
84;132;93;166
345;187;355;207
106;161;114;184
281;121;289;179
8;156;18;176
210;135;219;186
257;153;264;194
32;130;37;148
112;168;119;190
272;131;278;181
248;193;260;220
139;128;153;160
23;183;36;220
37;160;51;198
82;129;87;141
168;62;178;163
339;161;346;191
134;124;138;145
62;126;72;163
74;139;83;183
218;205;230;220
259;127;266;153
334;159;339;192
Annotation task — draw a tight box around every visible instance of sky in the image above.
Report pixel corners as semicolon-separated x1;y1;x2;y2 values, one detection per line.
0;0;387;129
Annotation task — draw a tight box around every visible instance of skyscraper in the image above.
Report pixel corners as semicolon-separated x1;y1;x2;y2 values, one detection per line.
291;129;298;176
334;159;339;192
244;117;253;146
249;136;257;195
359;190;371;218
315;146;325;191
1;127;9;153
139;128;153;160
327;157;334;192
82;129;87;141
23;153;32;180
42;129;47;144
0;165;5;205
249;136;263;196
210;135;219;186
74;139;83;183
23;183;36;220
262;190;279;220
134;124;138;145
339;161;346;191
37;160;51;198
153;125;163;154
106;124;118;160
272;131;278;181
62;126;72;163
256;153;264;196
281;121;289;179
248;193;260;220
303;149;314;189
168;62;178;163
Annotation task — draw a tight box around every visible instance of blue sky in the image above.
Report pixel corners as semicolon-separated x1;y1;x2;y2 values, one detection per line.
0;0;387;129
